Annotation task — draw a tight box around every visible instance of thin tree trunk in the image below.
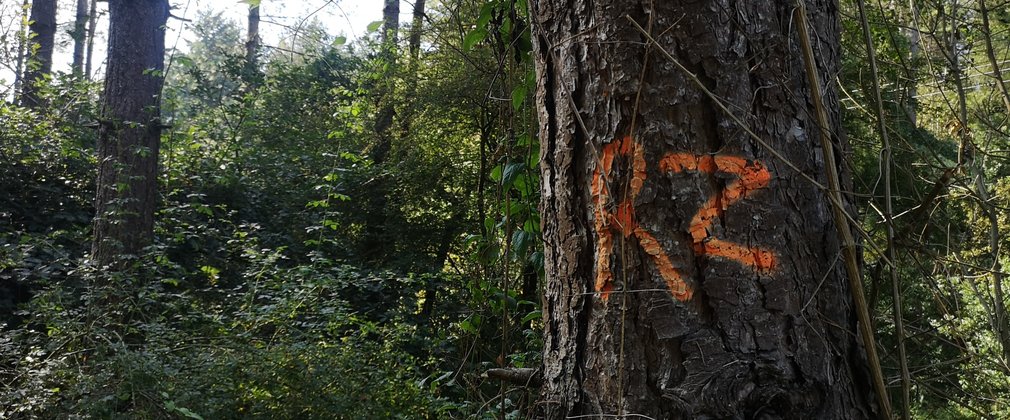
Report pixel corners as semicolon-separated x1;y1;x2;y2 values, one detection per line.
978;0;1010;115
855;0;910;416
12;0;30;100
532;0;879;417
245;1;261;78
85;0;99;80
905;0;921;126
372;0;400;164
19;0;57;108
361;0;400;263
92;0;170;267
399;0;426;137
72;0;90;76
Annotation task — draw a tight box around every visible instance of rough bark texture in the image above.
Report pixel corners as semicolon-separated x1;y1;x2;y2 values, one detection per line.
92;0;169;267
20;0;57;108
532;0;877;418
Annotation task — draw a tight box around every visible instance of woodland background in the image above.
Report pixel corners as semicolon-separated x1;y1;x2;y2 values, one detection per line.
0;0;1009;418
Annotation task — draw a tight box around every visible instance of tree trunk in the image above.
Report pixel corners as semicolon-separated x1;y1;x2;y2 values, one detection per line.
372;0;401;164
361;0;400;262
19;0;57;108
904;0;921;127
399;0;426;138
245;1;261;77
92;0;169;267
531;0;878;418
72;0;90;76
85;0;99;80
12;0;30;100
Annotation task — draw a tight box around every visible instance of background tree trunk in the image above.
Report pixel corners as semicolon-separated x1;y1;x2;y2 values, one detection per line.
19;0;57;108
12;0;30;100
92;0;169;267
532;0;878;418
245;0;260;77
398;0;426;137
84;0;99;80
361;0;400;263
71;0;90;76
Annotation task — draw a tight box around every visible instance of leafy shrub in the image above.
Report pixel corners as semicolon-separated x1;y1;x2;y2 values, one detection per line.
1;235;455;418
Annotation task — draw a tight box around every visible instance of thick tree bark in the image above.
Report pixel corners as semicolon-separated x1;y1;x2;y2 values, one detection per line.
532;0;878;418
72;0;90;76
92;0;169;267
19;0;57;108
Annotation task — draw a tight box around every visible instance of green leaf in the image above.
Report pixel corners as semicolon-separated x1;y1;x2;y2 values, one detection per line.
464;234;483;246
176;407;204;420
200;265;220;285
502;162;525;188
507;201;530;216
175;55;194;68
477;2;496;29
512;230;533;256
306;199;329;208
367;20;385;32
459;314;482;333
332;35;347;46
528;251;545;272
511;85;527;110
478;241;501;264
501;17;513;38
489;164;503;181
521;310;542;324
463;28;487;52
523;216;540;233
527;145;540;167
512;173;530;193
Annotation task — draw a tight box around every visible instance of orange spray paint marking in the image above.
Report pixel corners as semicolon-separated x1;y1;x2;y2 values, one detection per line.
660;153;776;272
592;138;776;303
592;136;692;302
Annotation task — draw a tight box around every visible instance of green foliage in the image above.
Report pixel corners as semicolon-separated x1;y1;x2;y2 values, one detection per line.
840;0;1010;416
7;0;1007;416
2;1;541;415
0;244;455;418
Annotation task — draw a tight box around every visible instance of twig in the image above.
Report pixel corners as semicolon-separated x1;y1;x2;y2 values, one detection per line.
855;0;910;416
793;2;891;417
